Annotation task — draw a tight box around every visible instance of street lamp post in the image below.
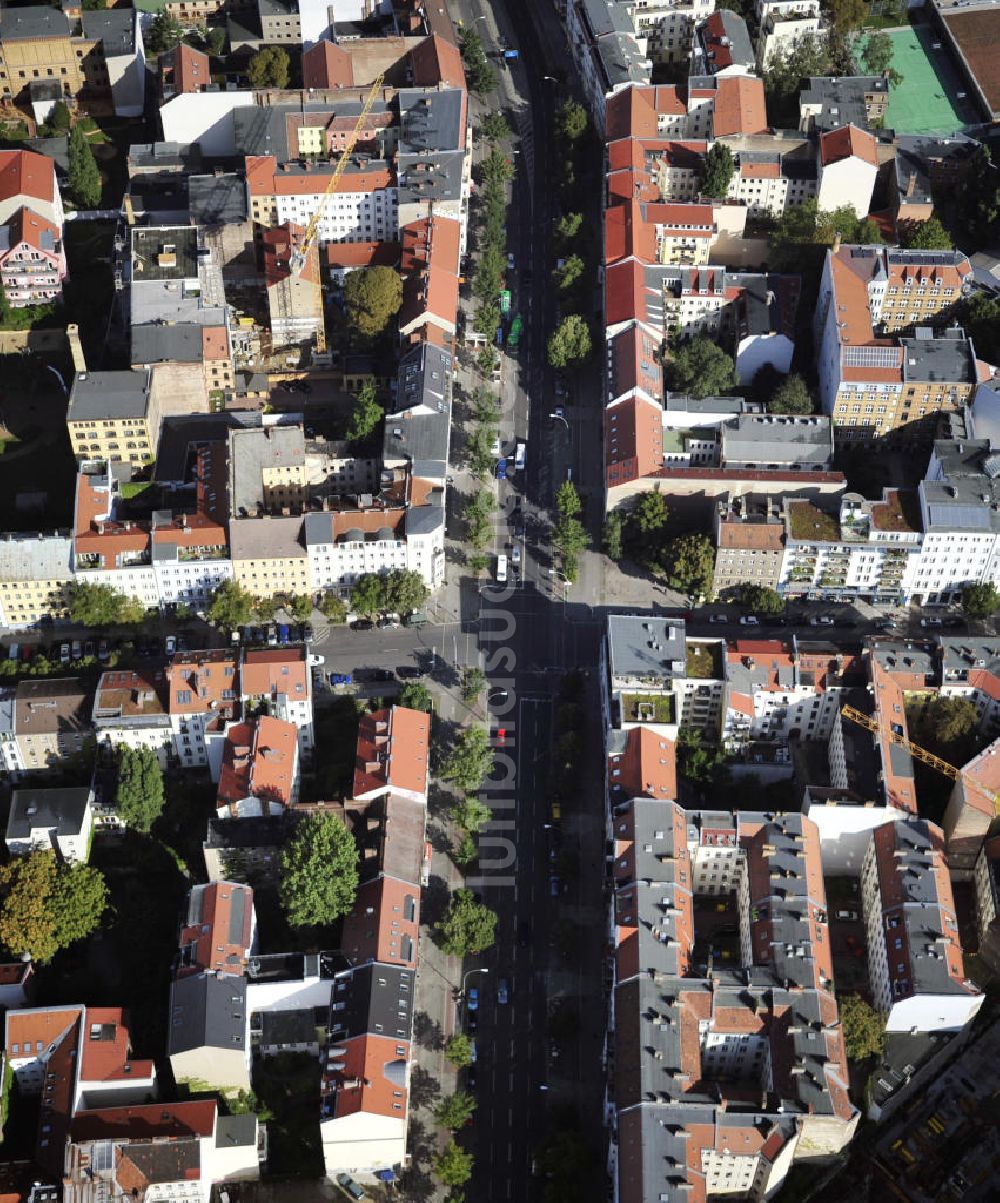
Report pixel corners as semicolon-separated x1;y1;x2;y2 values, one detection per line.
548;411;569;431
460;966;489;1002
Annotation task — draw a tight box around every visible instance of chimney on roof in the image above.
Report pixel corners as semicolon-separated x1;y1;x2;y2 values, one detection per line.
66;324;85;375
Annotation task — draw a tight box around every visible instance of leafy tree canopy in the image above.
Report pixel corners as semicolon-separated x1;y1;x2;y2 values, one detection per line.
838;993;886;1061
343;266;403;339
899;217;952;250
345;377;384;444
436;888;498;956
665;337;737;398
699;143;734;199
556;98;588;142
248;45;290;89
68;581;146;626
662;533;714;598
434;1140;474;1188
435;1091;477;1131
547;315;592;369
478;111;509;143
440;727;493;795
146;11;184;53
400;681;433;712
115;746;165;833
736;583;785;613
68;124;101;208
0;850;106;962
769;373;813;414
319;592;347;622
444;1033;474;1067
279;813;360;927
963;582;1000;620
208;579;257;630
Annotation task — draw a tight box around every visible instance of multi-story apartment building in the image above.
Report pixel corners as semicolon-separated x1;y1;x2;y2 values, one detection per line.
860;817;982;1030
0;207;66;307
606;798;858;1203
240;647;314;765
0;533;74;629
216;714;299;817
564;0;651;131
65;370;158;467
0;148;63;228
713;494;786;597
0;5;144;116
166;650;239;772
176;881;257;979
13;677;91;776
6;786;93;862
352;706;431;806
92;668;172;768
756;0;824;68
694;10;756;77
72;463;159;611
815;244;982;433
799;74;890;132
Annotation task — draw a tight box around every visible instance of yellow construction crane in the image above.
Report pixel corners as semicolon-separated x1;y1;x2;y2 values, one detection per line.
290;72;385;275
841;703;1000;816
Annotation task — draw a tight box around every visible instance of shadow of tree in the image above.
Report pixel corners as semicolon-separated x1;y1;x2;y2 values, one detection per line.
409;1064;442;1109
421;873;452;929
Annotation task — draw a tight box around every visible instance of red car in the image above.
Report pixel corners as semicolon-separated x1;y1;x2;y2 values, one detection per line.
494;727;506;745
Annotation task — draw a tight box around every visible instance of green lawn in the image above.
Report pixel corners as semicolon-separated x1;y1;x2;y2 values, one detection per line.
858;26;977;134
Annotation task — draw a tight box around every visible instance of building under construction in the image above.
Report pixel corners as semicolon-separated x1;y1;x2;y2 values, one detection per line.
263;223;323;353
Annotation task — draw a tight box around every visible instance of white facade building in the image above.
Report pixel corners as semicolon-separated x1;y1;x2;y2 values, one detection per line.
273;187;397;246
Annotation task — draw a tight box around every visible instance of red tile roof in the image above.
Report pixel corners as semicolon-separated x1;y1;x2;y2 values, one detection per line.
604;199;657;265
713;75;767;137
80;1007;154;1084
263;222;320;288
608;324;663;404
165;650;237;718
604;259;650;327
3;206;59;255
609;726;677;800
341;876;420;968
409;32;466;90
321;1032;409;1121
301;40;353;89
820;123;878;168
161;43;210;94
353;706;430;800
70;1101;217;1142
241;646;309;704
0;149;56;206
605;395;663;485
176;882;254;978
247;154;394;199
217;715;298;813
324;240;400;270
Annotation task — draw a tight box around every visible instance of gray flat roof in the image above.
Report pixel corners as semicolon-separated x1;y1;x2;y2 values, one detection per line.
901;332;974;384
188;174;249;226
228;425;305;517
131;227;199;281
8;787;91;839
397;88;464;154
0;532;73;581
131;325;203;366
67;370;151;422
229;516;306;561
607;615;687;682
81;8;134;55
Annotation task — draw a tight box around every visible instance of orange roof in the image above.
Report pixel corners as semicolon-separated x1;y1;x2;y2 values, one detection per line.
246;154;394;199
740;161;780;179
353;706;430;800
74;471;151;570
605;395;663;485
820;123;878;168
166;650;238;718
217;715;298;813
341;876;420;968
0;149;55;206
608;323;663;404
610;726;677;800
70;1100;217;1142
6;1006;81;1060
241;646;309;704
713;75;767;137
605;259;649;327
399;214;461;276
409;32;466;90
201;326;228;361
161;43;210;94
322;1032;409;1121
263;221;321;288
604;199;657;266
718;516;784;551
871;657;916;812
399;215;461;330
301;40;353;89
80;1007;154;1084
324;240;400;269
2;206;59;255
176;882;254;978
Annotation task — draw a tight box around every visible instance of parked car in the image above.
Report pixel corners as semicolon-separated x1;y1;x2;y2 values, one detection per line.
739;615;760;626
397;665;423;679
920;617;943;628
329;672;353;686
469;1040;478;1063
71;640;82;661
493;727;507;745
335;1175;367;1201
165;635;177;656
371;668;394;682
809;616;835;626
308;653;325;667
351;619;374;631
511;544;521;565
301;622;314;642
836;909;859;921
266;624;279;645
97;639;110;662
497;978;509;1005
549;875;561;897
60;643;71;664
278;623;290;644
708;614;728;624
507;252;515;272
467;987;479;1012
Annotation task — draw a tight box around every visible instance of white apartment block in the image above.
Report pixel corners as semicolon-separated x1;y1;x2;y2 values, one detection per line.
152;555;233;610
631;0;714;64
755;0;824;67
273;188;397;245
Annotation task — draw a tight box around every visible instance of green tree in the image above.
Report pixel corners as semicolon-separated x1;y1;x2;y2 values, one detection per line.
547;315;591;369
899;217;952;250
279;812;359;927
958;292;1000;363
634;491;668;534
206;26;226;56
289;593;312;621
345;378;384;444
553;254;584;292
453;831;478;867
434;1141;474;1188
208;579;257;630
350;574;386;617
319;592;347;623
247;45;290;89
48;863;108;951
769;373;813;414
458;28;494;93
556;98;587;142
839;994;886;1061
662;533;714;598
677;728;729;789
911;695;979;748
114;746;165;833
830;0;866;28
343;266;403;339
0;851;106;962
963;582;1000;619
461;667;486;704
553;481;588;582
764;34;834;119
68;123;101;208
67;581;138;626
699;143;734;199
254;596;277;622
556;479;582;522
440;727;493;794
954;146;1000;243
42;101;71;136
435;1091;477;1131
146;11;185;52
436;888;498;955
603;513;624;560
736;583;785;613
465;489;495;549
382;568;429;615
554;211;583;245
478;111;509;142
400;681;433;712
854;218;884;244
665;337;737;398
861;31;897;77
451;796;492;834
444;1033;474;1068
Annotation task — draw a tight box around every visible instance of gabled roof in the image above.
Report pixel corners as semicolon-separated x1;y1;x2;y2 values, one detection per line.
820;123;878;168
409;32;465;90
240;646;309;704
301;40;353;89
176;882;254;978
160;43;210;94
217;715;298;814
353;706;430;800
0;149;56;205
713;75;767;137
1;207;58;255
609;726;677;801
341;876;419;968
605;394;663;486
69;1101;217;1142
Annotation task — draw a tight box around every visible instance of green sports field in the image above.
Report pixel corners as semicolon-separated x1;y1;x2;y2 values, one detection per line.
858;26;979;135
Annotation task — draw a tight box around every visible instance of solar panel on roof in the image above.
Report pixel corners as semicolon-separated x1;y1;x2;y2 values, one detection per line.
927;504;991;529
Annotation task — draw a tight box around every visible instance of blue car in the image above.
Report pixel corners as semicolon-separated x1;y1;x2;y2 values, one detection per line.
497;457;507;480
329;673;353;686
467;986;479;1012
278;623;290;644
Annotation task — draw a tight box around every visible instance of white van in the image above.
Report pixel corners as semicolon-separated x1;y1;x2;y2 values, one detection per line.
496;554;508;583
514;442;526;471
